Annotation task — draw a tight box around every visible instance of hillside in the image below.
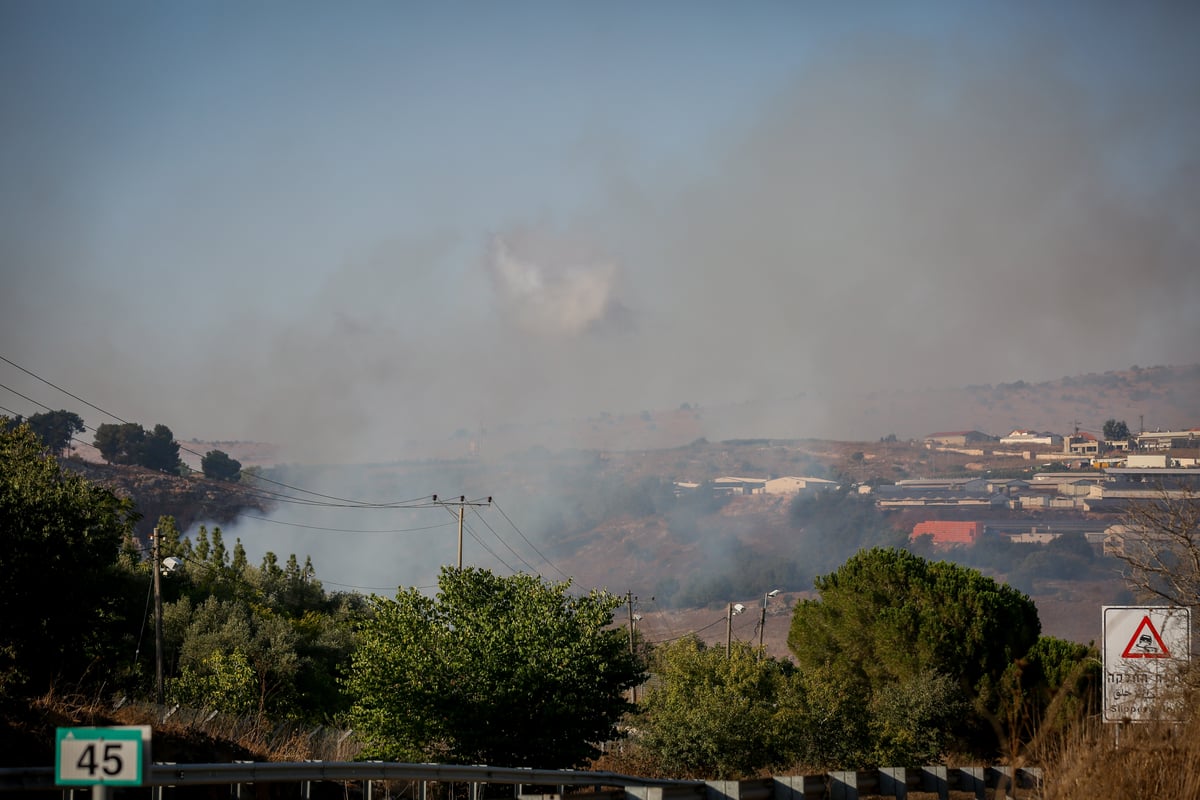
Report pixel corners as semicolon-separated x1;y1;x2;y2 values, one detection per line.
60;459;272;541
60;364;1195;654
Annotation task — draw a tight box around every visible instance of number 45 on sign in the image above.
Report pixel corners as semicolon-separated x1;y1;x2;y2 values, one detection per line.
56;726;152;787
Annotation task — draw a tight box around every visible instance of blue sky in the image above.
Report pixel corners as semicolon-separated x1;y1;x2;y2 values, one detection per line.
2;1;1198;459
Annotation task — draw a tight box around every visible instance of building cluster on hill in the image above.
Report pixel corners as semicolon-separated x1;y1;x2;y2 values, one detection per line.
903;425;1199;554
924;427;1200;462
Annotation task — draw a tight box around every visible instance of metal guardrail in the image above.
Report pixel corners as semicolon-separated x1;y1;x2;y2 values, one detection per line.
0;761;1043;800
0;761;698;794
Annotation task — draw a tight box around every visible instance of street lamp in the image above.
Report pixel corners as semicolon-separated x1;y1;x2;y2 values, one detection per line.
759;589;781;656
727;602;746;657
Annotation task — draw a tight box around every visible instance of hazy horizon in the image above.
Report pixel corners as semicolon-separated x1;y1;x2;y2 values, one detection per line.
4;2;1199;589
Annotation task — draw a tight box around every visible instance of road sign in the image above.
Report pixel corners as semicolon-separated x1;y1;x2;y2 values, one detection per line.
56;726;151;786
1103;606;1191;723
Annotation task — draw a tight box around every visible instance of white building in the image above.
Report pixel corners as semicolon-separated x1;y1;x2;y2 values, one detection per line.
762;476;839;495
999;430;1062;447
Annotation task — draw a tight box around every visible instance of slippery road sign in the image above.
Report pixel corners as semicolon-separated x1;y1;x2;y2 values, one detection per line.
1103;606;1190;723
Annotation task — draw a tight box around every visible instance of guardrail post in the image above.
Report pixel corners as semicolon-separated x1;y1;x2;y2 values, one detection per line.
878;767;906;799
918;766;947;800
1018;766;1044;795
957;767;985;800
987;766;1013;800
705;780;737;800
828;771;858;800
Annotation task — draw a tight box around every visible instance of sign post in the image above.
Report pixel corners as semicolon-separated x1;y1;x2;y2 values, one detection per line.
1102;606;1191;723
56;726;152;795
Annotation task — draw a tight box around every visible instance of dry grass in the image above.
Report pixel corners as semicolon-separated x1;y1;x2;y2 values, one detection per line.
5;690;362;765
1037;711;1200;799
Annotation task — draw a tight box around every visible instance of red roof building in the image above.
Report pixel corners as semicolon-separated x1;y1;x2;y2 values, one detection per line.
910;520;984;548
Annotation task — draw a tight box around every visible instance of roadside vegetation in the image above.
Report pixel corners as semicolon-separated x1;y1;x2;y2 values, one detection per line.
3;415;1199;794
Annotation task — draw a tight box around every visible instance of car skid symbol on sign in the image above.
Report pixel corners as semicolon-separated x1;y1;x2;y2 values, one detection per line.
1122;616;1171;659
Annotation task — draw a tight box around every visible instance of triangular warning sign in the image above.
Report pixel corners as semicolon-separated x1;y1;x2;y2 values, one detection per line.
1121;615;1171;658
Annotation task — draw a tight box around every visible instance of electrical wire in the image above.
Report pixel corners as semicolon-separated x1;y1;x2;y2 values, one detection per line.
443;505;518;573
321;579;439;593
492;500;571;581
646;614;729;644
0;354;130;425
238;514;456;534
470;506;539;573
1;356;549;591
0;357;435;509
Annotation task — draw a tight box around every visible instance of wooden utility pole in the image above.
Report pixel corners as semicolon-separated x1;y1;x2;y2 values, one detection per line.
727;602;744;657
433;495;492;569
152;526;164;705
626;592;639;703
627;592;636;655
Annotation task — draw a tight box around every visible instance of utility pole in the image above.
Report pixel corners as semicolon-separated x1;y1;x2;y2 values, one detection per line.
152;526;164;705
626;592;640;703
433;495;492;569
727;602;744;657
626;592;636;656
759;589;780;658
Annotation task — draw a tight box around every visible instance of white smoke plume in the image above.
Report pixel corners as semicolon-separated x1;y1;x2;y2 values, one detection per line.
485;227;628;338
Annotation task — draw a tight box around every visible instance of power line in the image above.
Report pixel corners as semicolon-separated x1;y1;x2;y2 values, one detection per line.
238;514;456;534
646;614;728;644
492;500;570;581
470;507;539;573
321;579;439;592
0;356;434;509
0;353;132;424
441;505;517;574
0;356;531;589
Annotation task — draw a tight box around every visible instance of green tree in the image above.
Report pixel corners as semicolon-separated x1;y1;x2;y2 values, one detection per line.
1103;419;1131;441
636;636;805;779
788;548;1041;755
866;669;966;765
0;421;138;696
141;423;182;473
166;594;303;717
93;422;146;465
171;649;257;716
92;421;181;473
997;636;1099;751
201;449;242;482
345;567;643;767
25;410;85;457
160;532;361;721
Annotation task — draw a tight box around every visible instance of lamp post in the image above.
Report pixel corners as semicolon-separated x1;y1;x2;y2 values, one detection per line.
759;589;781;657
152;527;164;705
726;602;745;657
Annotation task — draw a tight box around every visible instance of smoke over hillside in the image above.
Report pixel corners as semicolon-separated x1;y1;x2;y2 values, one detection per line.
2;5;1199;590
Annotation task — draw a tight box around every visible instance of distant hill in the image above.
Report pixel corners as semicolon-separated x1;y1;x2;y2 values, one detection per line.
60;458;271;542
55;363;1194;653
396;363;1200;458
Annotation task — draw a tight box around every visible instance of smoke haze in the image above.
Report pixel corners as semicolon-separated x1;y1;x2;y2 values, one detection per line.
2;4;1199;586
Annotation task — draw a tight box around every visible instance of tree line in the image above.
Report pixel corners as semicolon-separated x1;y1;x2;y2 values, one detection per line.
1;418;1108;776
3;408;243;481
